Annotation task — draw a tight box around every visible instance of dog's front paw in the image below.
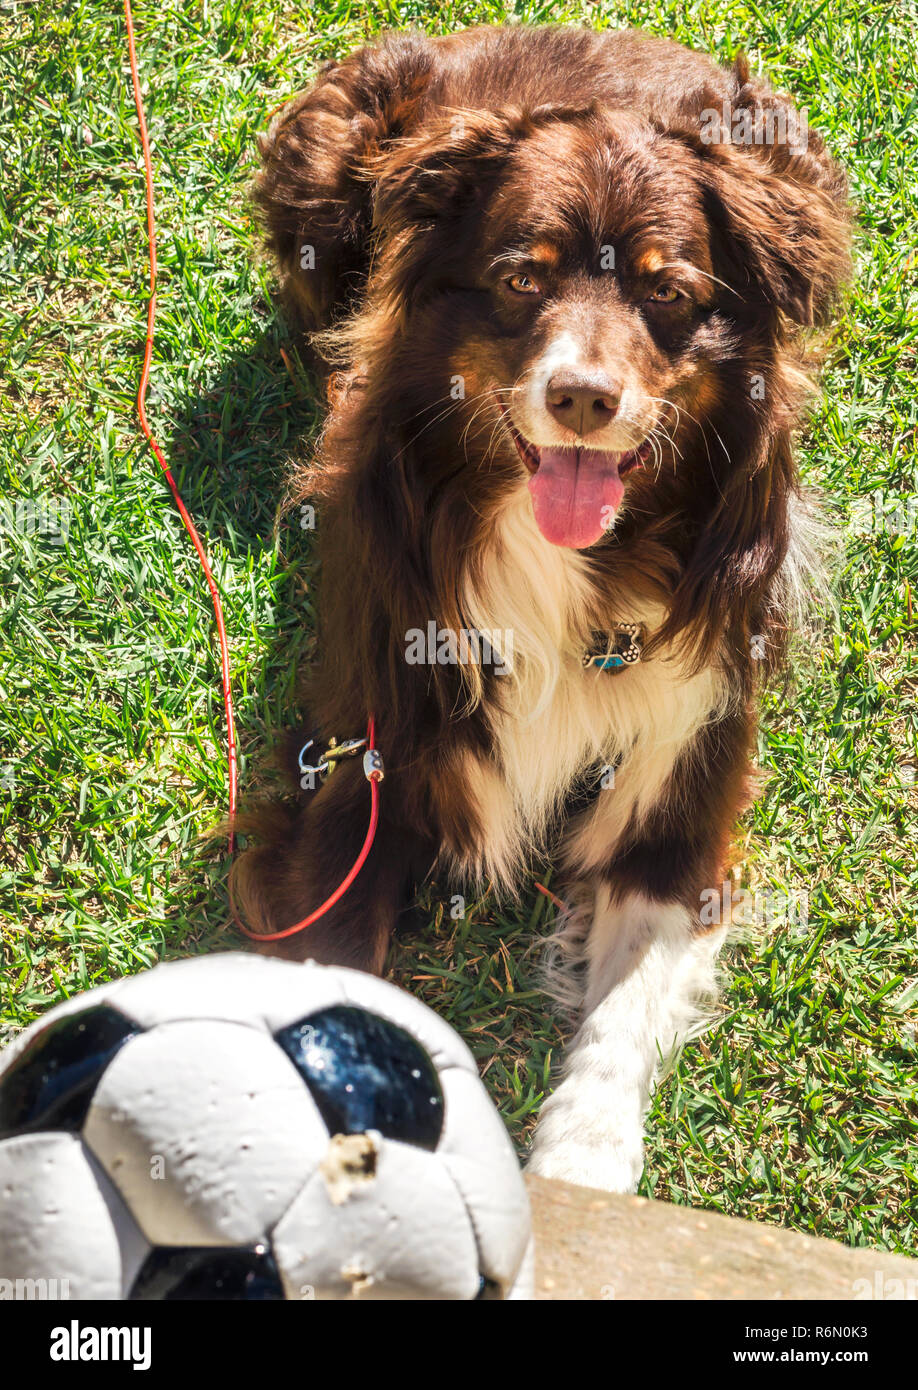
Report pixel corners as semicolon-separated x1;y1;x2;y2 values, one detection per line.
526;1078;646;1193
526;1138;644;1194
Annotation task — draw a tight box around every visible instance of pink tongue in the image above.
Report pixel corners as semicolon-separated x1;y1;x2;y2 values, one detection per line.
528;447;624;548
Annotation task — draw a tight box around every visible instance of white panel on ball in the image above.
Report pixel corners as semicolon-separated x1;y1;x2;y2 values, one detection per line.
83;1020;328;1247
272;1136;480;1300
105;953;353;1033
0;1133;147;1299
438;1066;531;1289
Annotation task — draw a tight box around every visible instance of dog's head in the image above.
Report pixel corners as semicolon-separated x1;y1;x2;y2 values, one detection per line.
337;99;848;560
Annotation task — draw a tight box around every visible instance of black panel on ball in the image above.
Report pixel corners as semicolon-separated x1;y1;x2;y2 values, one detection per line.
130;1246;285;1301
0;1004;140;1141
275;1006;444;1150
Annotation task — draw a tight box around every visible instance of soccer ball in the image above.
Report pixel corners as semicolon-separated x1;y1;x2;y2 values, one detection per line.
0;953;532;1300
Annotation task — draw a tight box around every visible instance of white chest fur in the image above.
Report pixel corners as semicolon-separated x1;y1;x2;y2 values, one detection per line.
452;492;731;889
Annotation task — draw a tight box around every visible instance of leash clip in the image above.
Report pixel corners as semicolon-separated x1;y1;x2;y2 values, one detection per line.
324;736;367;764
298;734;370;788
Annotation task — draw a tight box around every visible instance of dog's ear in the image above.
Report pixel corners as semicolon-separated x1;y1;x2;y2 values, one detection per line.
691;131;852;327
255;34;437;331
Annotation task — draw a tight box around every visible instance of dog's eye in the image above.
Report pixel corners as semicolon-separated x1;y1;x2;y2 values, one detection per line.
506;272;541;296
648;285;682;304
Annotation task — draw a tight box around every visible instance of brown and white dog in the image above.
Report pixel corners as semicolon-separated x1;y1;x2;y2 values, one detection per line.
235;24;851;1191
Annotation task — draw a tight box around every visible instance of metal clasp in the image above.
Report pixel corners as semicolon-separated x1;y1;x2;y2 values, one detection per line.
298;735;370;789
324;736;367;765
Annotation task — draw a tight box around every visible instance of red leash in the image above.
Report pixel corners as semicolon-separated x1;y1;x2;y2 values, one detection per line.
122;0;380;942
122;0;237;839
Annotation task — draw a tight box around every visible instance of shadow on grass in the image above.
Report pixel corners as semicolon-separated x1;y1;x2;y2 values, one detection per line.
150;306;327;957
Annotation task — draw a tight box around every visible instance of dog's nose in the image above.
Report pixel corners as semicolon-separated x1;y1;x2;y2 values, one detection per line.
545;371;622;436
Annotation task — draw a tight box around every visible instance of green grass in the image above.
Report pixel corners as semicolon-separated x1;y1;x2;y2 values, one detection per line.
1;0;916;1255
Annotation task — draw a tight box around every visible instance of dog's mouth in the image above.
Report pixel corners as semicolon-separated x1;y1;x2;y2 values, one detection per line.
500;406;653;549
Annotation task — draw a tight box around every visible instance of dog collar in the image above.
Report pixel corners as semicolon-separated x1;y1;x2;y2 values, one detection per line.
582;622;645;672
